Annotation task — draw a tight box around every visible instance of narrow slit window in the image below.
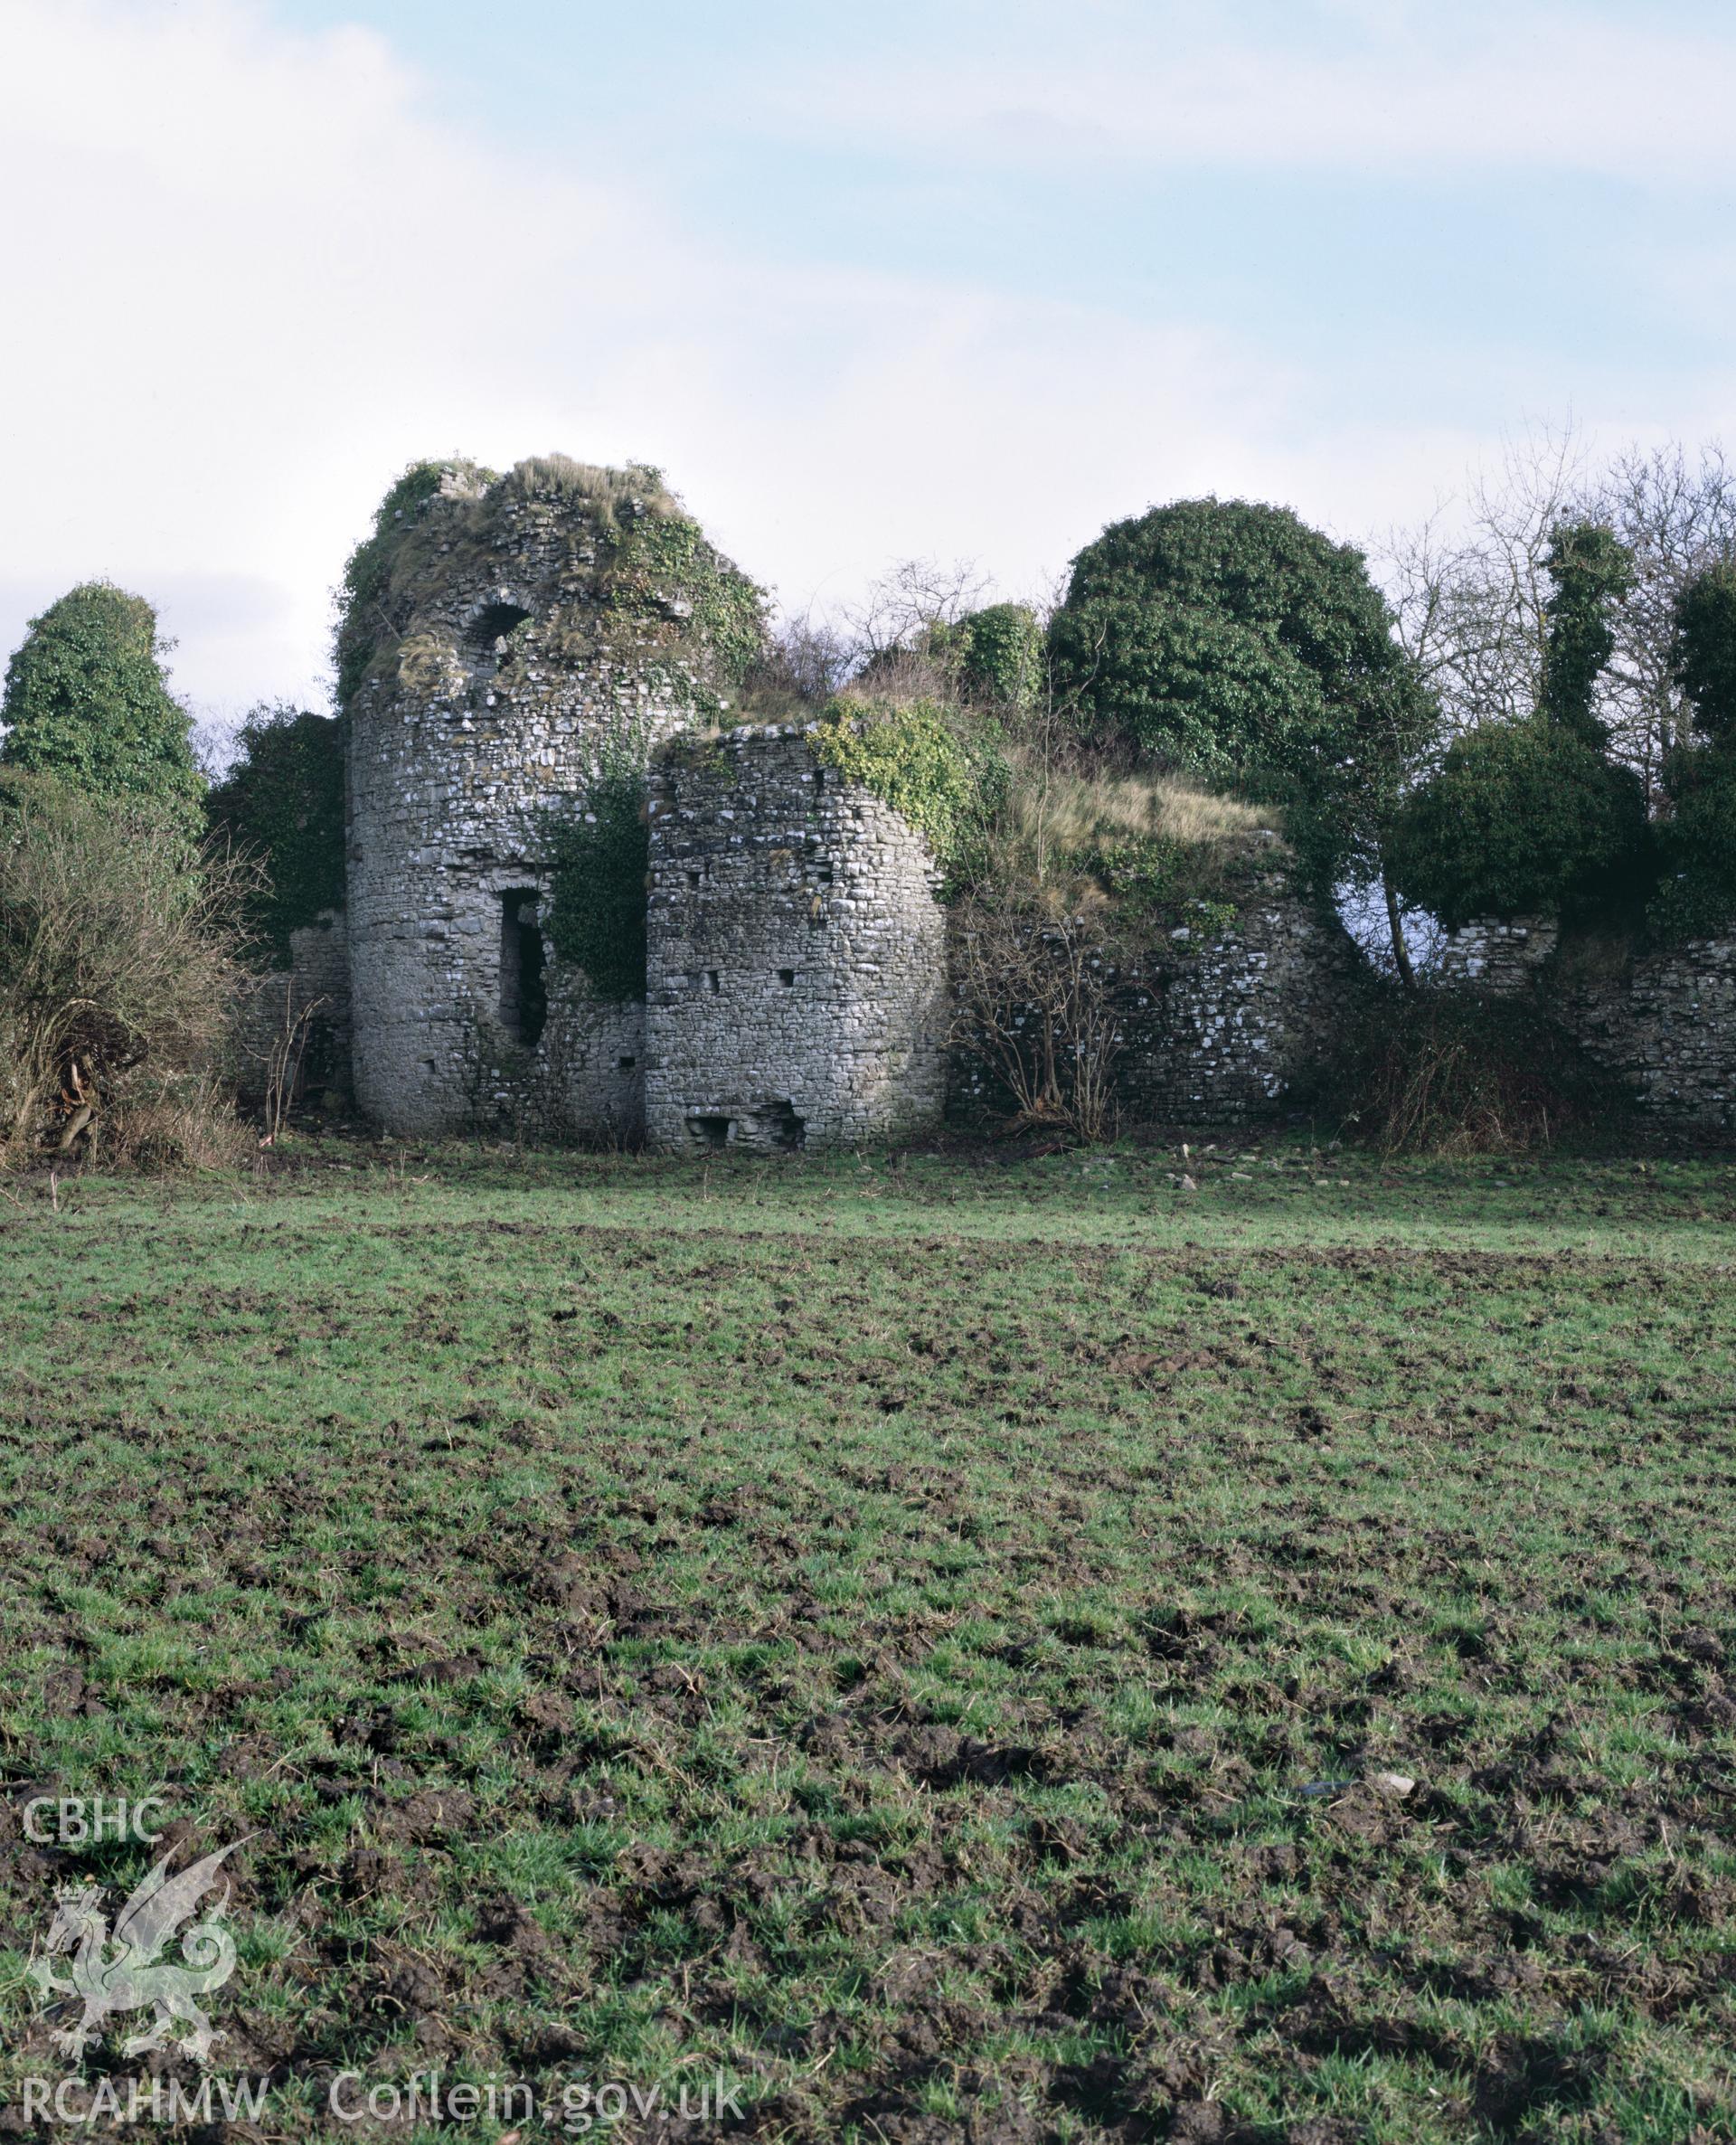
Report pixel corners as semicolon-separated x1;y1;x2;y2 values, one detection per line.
499;890;546;1045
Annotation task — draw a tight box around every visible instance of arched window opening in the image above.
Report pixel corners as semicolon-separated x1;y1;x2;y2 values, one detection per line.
468;600;531;652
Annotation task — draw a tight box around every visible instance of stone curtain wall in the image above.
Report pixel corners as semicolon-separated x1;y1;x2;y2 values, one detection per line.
1436;916;1561;994
644;728;948;1151
948;876;1362;1129
1426;915;1736;1128
1550;939;1736;1128
1116;885;1363;1123
344;470;695;1138
233;909;353;1105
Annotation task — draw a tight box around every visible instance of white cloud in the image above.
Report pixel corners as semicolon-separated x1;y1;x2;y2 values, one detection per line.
775;6;1736;183
0;0;1729;726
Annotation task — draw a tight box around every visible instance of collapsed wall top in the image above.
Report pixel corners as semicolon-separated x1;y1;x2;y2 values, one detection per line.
342;456;764;1136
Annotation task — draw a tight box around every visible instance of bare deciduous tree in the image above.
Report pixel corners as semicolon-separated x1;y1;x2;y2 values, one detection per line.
1379;426;1736;798
950;902;1123;1144
1379;423;1590;752
844;556;989;667
1588;442;1736;780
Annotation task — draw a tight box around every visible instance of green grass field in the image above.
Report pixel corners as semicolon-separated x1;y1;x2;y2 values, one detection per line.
4;1137;1736;2142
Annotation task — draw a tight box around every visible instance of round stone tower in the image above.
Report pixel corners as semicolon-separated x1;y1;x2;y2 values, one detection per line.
340;456;761;1137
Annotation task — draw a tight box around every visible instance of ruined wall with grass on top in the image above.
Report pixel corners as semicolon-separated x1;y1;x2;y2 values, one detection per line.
643;726;948;1150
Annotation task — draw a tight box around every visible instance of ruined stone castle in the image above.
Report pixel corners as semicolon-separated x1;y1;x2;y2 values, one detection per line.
253;457;1736;1143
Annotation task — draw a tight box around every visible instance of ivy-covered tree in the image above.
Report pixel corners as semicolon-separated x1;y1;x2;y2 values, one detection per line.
1390;520;1647;934
1;582;203;834
1538;521;1635;744
929;603;1043;711
1670;559;1736;744
1648;561;1736;937
1047;498;1435;965
1048;498;1424;781
1388;719;1646;932
205;704;347;959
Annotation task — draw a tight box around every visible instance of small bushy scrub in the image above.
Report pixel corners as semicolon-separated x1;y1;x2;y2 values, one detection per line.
0;770;252;1166
1334;983;1624;1154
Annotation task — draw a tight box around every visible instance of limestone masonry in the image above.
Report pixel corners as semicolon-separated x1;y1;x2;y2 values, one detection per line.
244;455;1736;1144
344;461;736;1141
644;729;948;1150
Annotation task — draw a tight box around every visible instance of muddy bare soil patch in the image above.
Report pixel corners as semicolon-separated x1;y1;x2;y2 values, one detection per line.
2;1159;1735;2140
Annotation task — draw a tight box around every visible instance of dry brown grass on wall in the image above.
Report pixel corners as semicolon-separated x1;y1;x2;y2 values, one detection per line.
508;455;681;529
1000;751;1275;856
986;748;1280;918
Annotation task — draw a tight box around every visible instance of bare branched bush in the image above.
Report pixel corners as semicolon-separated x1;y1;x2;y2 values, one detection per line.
0;770;255;1168
244;980;328;1145
736;609;855;717
1335;986;1621;1156
950;901;1124;1144
844;556;988;668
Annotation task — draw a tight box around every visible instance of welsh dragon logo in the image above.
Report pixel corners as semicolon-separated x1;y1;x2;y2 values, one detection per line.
28;1840;245;2065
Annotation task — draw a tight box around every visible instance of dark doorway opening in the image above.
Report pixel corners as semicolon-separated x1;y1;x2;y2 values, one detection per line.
500;890;546;1045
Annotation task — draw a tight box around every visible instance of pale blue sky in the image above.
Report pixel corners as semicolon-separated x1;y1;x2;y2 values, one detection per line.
2;0;1732;718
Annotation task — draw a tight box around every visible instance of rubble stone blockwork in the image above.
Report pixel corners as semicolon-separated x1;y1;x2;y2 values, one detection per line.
233;910;354;1101
1551;938;1736;1127
1115;885;1364;1122
1436;915;1561;994
644;728;948;1150
948;868;1360;1128
344;461;749;1138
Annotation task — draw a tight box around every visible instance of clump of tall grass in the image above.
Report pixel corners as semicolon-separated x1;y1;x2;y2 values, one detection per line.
978;746;1279;918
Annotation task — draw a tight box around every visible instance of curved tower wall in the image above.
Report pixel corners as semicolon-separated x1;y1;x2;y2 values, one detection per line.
643;726;948;1150
344;467;723;1138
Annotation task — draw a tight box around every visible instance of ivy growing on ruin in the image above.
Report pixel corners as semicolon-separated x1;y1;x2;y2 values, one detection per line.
332;456;765;719
809;697;1008;889
542;768;649;1003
